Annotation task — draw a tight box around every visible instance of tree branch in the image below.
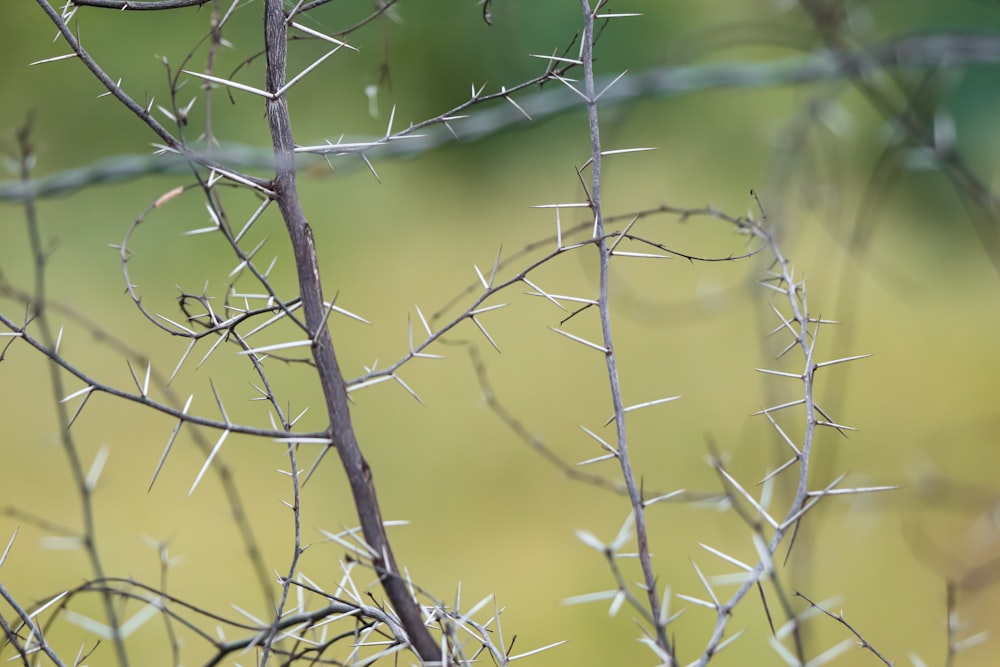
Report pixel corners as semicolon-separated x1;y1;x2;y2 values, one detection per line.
9;31;1000;202
260;0;440;662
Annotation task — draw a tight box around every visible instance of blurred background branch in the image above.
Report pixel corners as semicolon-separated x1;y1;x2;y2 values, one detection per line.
5;31;1000;202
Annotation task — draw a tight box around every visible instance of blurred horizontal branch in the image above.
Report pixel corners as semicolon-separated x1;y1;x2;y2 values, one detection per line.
4;31;1000;202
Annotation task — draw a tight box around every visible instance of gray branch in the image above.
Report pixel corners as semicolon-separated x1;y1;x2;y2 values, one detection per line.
4;32;1000;203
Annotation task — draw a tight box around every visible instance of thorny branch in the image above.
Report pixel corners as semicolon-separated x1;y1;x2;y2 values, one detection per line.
260;0;440;660
3;1;990;666
8;32;1000;202
577;0;672;660
12;119;131;667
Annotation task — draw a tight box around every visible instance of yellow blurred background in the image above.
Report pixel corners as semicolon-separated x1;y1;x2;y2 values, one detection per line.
2;1;1000;666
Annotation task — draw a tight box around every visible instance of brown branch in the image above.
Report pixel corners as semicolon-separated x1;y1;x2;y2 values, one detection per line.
260;0;440;663
69;0;210;9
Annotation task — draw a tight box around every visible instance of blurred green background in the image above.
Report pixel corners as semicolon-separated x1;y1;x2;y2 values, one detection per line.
2;1;1000;665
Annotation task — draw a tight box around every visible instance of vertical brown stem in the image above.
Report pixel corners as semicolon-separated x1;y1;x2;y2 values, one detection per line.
261;1;440;662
